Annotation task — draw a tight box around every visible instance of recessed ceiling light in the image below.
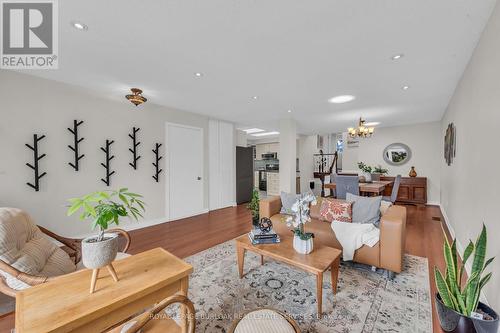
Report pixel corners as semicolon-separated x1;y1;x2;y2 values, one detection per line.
252;96;258;100
287;109;292;113
252;131;280;137
328;95;355;104
391;54;404;60
364;122;380;126
243;128;264;134
402;85;410;90
194;72;203;77
71;21;88;31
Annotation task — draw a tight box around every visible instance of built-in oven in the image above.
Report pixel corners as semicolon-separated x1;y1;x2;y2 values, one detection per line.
258;170;267;191
262;152;277;160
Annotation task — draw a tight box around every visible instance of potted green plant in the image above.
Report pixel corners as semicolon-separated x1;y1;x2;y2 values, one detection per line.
67;188;145;269
434;225;498;333
357;162;373;182
371;165;389;181
248;189;260;227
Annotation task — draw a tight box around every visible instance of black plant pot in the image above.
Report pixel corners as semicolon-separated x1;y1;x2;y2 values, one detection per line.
435;293;499;333
252;216;260;227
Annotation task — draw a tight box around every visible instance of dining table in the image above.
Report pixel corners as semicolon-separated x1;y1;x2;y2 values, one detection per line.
324;180;394;197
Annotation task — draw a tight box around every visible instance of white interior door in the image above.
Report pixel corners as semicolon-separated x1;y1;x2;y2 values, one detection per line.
167;123;204;220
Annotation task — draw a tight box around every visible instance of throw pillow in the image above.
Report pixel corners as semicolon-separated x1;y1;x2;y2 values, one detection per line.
309;196;323;220
346;193;382;226
319;198;353;223
280;191;298;215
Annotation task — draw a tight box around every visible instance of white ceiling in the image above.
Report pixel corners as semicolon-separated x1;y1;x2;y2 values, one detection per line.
21;0;496;134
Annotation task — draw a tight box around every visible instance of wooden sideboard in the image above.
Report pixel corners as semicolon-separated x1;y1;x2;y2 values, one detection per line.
380;176;427;206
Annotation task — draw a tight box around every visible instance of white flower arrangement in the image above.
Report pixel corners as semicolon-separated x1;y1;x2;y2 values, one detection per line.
285;191;317;240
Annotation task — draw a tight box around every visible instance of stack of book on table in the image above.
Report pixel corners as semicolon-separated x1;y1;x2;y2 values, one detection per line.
248;228;280;245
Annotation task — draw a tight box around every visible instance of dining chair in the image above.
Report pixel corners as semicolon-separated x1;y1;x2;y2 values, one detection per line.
329;173;337;197
335;175;360;200
383;174;402;203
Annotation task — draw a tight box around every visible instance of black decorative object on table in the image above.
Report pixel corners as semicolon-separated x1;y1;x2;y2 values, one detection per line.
67;120;85;171
152;143;163;182
100;139;115;186
258;217;273;233
25;134;47;192
128;127;141;170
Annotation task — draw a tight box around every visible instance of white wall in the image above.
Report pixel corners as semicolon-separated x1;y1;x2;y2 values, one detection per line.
341;122;441;204
209;119;236;210
0;71;212;237
440;0;500;309
279;119;297;193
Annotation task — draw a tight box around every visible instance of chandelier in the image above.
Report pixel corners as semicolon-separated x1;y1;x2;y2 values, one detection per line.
126;88;147;107
348;117;375;138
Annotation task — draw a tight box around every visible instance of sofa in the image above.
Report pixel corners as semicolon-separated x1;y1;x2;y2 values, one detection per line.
259;196;407;275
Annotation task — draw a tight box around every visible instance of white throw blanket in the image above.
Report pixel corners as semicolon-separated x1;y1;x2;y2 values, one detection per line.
331;221;380;261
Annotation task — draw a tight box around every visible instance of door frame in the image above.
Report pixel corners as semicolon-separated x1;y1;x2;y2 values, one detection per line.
165;122;206;221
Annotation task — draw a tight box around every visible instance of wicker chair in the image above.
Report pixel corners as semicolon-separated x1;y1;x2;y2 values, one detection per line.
230;308;300;333
108;294;196;333
0;207;130;297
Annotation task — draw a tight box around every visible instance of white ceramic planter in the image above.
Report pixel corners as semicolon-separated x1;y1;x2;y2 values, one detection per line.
81;233;119;269
293;235;314;255
363;172;372;182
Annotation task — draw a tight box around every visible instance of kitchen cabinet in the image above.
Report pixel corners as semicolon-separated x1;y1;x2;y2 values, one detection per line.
255;144;265;160
266;172;280;196
268;143;279;157
255;143;279;160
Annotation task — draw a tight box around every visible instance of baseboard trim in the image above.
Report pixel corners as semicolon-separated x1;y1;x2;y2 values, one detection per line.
439;204;490;306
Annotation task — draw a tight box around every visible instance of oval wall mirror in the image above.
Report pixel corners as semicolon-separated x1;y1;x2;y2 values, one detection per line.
383;143;412;166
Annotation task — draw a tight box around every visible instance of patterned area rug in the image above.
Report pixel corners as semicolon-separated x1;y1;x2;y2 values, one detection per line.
182;239;432;333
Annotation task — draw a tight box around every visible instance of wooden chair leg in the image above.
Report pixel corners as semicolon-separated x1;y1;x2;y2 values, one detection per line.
90;269;99;294
107;263;119;282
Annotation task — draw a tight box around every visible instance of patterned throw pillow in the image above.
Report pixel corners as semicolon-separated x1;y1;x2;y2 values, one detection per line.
319;198;353;223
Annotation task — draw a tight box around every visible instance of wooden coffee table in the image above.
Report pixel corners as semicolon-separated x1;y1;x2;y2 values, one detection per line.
235;235;341;316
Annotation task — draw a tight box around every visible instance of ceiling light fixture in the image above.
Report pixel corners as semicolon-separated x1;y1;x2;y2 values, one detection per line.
243;128;264;134
252;96;258;100
71;21;88;31
287;109;292;113
391;54;404;60
364;121;380;127
328;95;355;104
252;131;280;137
402;85;410;90
348;118;375;138
125;88;147;107
194;72;203;77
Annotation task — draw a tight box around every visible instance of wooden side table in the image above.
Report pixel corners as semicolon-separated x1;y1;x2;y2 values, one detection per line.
235;235;341;316
15;248;193;333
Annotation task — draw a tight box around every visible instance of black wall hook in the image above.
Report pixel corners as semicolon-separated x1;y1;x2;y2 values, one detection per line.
68;120;85;171
26;134;47;191
100;139;115;186
128;127;141;170
152;143;163;182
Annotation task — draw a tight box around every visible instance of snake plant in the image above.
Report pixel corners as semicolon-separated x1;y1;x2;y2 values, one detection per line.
434;224;494;317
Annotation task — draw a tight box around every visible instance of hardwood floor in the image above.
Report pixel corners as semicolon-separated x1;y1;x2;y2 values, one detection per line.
0;204;450;333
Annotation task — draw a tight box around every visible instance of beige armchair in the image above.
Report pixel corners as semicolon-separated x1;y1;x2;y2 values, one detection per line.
0;207;131;297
